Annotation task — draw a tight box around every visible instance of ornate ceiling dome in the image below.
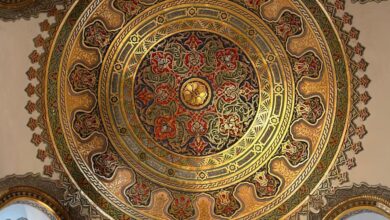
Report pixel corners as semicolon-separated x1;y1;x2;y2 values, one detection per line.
28;0;369;218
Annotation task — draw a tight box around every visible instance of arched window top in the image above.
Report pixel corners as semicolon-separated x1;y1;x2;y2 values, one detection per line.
343;210;389;220
0;200;56;220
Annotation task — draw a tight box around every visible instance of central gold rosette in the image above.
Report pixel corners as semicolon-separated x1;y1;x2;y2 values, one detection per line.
180;78;212;110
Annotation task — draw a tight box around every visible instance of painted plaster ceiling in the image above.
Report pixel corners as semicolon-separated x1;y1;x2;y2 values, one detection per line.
0;0;389;219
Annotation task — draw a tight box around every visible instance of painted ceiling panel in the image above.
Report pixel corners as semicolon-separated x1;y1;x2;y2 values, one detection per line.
0;0;389;219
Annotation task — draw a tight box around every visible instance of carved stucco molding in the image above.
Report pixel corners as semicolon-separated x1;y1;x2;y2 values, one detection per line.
0;0;72;21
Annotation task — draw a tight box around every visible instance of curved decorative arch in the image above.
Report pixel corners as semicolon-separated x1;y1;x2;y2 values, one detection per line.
0;186;70;219
309;184;390;219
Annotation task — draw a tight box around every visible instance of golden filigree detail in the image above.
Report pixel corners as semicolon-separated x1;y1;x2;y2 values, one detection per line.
180;78;212;110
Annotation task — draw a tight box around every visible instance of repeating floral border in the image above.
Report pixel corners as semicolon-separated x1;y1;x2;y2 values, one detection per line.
22;4;110;220
288;0;372;218
312;0;371;192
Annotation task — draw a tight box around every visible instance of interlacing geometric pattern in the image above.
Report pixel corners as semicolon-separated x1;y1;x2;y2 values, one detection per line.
25;0;370;219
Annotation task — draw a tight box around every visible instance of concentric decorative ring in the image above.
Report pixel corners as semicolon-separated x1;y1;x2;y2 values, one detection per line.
99;3;295;192
40;0;354;219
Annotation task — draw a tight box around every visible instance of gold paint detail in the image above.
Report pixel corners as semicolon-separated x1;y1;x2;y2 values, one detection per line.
180;78;212;110
0;186;69;220
327;196;390;220
36;0;359;218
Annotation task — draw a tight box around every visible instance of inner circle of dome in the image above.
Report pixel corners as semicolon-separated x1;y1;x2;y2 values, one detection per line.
133;31;260;156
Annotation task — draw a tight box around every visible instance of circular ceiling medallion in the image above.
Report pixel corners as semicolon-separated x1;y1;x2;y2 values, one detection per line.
133;31;260;156
41;0;353;219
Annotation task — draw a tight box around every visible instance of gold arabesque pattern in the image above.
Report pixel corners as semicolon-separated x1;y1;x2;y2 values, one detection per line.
31;0;360;218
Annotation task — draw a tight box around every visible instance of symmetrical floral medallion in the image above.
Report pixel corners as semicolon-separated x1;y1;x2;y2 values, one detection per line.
35;0;359;219
134;31;260;156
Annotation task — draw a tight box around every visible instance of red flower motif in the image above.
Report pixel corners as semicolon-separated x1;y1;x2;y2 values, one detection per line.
84;21;111;49
293;52;321;78
244;0;265;8
114;0;140;16
216;48;239;72
69;65;97;92
154;116;176;140
187;114;208;136
155;84;175;105
150;51;173;74
184;34;202;49
137;88;154;105
184;51;205;71
219;113;244;137
189;137;208;154
214;190;240;217
169;194;194;219
217;81;239;103
240;81;258;101
92;151;118;179
275;12;302;41
127;182;151;206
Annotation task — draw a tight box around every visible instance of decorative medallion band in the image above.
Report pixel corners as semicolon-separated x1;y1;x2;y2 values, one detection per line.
25;0;370;219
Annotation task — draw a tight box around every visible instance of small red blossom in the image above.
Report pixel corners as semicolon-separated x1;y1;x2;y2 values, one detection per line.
150;51;173;74
155;84;175;105
216;48;239;72
184;51;205;71
187;114;208;136
128;182;151;206
184;34;202;49
217;81;239;103
240;81;258;101
154;116;176;140
137;88;154;105
189;137;208;154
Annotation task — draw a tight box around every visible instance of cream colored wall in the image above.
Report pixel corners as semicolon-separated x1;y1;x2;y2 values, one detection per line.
0;15;50;177
346;1;390;186
0;2;389;185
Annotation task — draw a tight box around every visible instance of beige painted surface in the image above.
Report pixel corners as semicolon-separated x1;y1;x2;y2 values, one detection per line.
0;2;389;186
345;1;390;186
0;15;50;177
